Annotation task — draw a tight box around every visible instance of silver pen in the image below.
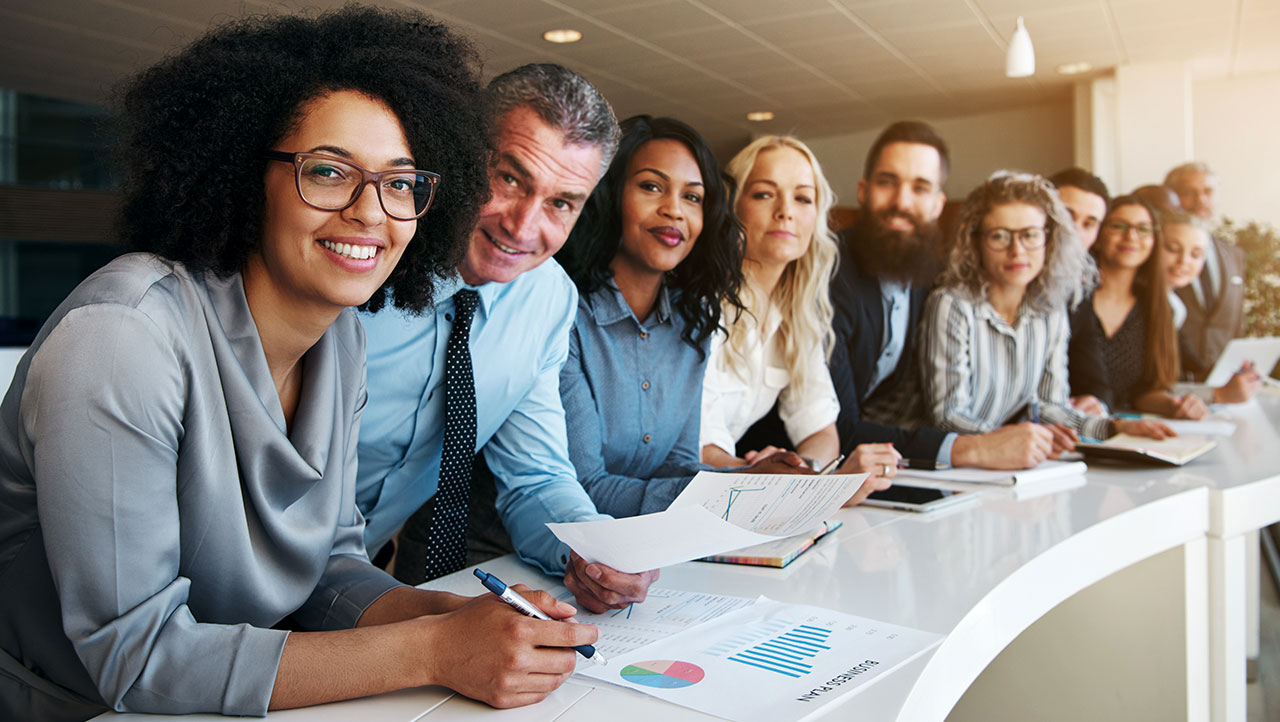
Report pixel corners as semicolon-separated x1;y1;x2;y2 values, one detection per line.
817;454;846;475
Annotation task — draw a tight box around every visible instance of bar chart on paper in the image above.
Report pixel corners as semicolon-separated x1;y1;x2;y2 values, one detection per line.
581;598;942;722
711;620;833;678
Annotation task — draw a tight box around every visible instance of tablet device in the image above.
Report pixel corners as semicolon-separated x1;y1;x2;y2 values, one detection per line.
861;484;973;513
1204;337;1280;387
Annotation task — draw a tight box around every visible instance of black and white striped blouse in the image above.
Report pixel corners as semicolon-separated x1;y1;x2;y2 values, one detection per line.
918;286;1112;440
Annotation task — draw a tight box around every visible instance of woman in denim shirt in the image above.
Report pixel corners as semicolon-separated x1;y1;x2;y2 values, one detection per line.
554;115;761;517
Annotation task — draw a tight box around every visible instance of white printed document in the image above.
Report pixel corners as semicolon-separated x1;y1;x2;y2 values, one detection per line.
547;473;866;572
1145;418;1237;436
578;597;942;722
547;506;778;573
672;471;868;536
896;459;1086;486
554;587;755;664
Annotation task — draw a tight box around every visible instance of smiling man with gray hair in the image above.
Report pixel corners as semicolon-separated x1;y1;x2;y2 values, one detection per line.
355;64;658;612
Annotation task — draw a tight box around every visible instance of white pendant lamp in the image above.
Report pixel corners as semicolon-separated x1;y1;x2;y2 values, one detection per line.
1005;16;1035;78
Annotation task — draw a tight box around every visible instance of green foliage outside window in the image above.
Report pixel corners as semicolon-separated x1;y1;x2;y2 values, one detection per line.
1218;219;1280;338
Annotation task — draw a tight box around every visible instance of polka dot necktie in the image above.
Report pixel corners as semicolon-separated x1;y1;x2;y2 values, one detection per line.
422;289;479;580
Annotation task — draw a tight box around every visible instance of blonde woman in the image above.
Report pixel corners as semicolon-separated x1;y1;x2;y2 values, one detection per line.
701;136;897;503
1159;209;1260;403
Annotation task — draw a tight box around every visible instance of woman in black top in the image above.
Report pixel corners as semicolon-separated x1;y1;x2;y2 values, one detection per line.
1070;195;1207;417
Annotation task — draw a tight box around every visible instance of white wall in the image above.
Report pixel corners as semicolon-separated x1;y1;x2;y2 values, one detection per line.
803;98;1075;206
1077;64;1280;229
1;347;25;395
1114;62;1193;194
1192;70;1280;228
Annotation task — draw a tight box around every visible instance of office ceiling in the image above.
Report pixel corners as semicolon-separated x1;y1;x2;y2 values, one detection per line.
2;0;1278;155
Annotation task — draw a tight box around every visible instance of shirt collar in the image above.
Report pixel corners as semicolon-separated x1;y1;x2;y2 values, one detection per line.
587;278;675;327
975;295;1042;334
435;273;499;319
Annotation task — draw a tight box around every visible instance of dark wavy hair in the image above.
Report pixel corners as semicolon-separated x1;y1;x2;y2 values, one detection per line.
115;5;490;313
556;115;744;356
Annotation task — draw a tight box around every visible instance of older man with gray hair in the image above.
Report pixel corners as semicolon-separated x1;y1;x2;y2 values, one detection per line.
356;64;658;611
1163;161;1245;379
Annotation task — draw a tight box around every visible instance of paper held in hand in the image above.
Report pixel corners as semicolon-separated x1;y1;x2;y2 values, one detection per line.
546;472;868;573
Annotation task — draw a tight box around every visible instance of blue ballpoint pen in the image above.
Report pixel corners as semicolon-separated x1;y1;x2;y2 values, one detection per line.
473;569;607;665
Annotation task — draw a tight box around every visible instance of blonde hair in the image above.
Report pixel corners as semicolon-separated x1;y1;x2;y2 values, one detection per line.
721;135;838;392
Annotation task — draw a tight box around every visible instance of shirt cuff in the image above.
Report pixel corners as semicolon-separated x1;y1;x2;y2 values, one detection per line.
936;433;958;466
1084;415;1115;441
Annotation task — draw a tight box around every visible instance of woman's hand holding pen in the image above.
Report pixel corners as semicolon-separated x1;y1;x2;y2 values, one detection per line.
1043;424;1079;457
414;585;597;708
1214;360;1262;404
1172;393;1209;420
838;443;900;507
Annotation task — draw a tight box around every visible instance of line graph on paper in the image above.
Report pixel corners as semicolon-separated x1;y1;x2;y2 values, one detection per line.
724;486;765;521
678;473;864;537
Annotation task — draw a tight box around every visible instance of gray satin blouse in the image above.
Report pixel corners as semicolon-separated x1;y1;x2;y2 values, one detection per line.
0;254;400;718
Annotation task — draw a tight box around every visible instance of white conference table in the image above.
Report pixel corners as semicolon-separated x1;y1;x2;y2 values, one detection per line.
1190;395;1280;722
103;393;1280;722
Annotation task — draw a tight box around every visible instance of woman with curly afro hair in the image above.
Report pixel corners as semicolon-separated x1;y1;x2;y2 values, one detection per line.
0;7;590;720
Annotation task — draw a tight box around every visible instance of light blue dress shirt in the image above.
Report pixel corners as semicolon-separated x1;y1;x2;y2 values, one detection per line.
868;279;911;398
356;260;608;574
560;281;714;517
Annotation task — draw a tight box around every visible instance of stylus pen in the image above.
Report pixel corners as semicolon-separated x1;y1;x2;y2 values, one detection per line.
817;454;846;475
473;569;607;665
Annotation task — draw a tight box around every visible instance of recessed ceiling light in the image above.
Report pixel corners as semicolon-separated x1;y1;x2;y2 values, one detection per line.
746;111;775;122
543;29;582;44
1057;61;1093;76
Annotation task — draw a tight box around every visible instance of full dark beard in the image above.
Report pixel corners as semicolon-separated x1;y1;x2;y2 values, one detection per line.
847;212;945;285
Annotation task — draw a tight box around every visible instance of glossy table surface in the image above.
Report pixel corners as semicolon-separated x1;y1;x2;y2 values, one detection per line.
429;462;1214;720
98;392;1280;721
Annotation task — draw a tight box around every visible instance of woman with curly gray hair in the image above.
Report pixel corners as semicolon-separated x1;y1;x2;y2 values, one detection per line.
917;172;1172;447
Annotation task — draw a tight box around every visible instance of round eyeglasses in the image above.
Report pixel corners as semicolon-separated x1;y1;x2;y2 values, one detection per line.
263;150;440;220
980;226;1047;251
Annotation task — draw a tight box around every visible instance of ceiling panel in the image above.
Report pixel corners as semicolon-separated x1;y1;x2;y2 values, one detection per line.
694;0;839;24
848;1;981;31
737;9;863;48
589;0;723;36
0;0;1273;155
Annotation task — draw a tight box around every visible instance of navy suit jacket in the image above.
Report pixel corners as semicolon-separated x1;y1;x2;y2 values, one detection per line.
827;232;948;460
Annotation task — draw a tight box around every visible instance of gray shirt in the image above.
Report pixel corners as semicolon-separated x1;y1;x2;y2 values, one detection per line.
0;254;400;718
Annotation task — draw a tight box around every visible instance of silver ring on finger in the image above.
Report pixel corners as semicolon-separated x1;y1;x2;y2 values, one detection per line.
882;463;891;477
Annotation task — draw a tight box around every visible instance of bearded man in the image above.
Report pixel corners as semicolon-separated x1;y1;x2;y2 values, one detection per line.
827;121;1056;470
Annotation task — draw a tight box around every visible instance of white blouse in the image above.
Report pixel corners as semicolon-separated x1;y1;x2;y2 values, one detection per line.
700;303;840;456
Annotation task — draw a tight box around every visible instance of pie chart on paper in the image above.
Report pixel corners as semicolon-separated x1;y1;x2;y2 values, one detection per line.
619;659;705;689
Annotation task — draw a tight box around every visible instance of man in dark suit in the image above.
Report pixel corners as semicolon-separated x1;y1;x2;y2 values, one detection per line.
1164;162;1245;380
827;121;1056;469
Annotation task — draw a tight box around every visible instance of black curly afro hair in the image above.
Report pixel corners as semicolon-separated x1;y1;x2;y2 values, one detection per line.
115;4;491;313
